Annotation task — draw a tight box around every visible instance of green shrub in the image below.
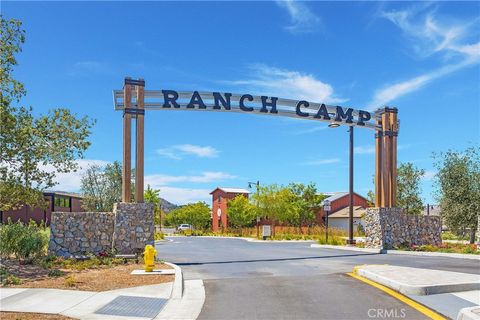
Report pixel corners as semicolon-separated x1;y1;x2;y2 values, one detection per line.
3;275;22;285
0;219;49;262
0;220;24;257
154;231;165;240
65;275;76;287
48;269;64;277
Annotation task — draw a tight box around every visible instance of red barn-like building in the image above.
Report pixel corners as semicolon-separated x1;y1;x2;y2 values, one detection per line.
316;192;369;225
210;187;250;232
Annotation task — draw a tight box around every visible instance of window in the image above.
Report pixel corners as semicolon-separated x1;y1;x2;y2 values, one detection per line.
218;195;221;203
54;197;70;208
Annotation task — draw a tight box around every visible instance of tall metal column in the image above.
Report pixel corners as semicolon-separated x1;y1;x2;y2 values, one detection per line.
122;79;132;203
135;79;145;203
381;111;391;207
390;110;398;207
374;118;383;207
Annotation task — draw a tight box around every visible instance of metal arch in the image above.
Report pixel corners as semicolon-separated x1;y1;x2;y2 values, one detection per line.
113;89;382;131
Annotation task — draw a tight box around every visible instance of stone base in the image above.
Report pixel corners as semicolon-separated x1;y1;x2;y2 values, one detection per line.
364;207;442;249
48;202;154;257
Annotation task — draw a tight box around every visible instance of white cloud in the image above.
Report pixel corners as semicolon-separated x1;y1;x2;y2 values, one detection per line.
156;187;212;205
225;64;346;103
157;144;219;160
68;61;113;76
354;144;410;155
367;6;480;109
43;159;110;191
145;171;236;186
303;158;340;166
293;125;329;135
422;170;437;181
38;159;234;205
354;145;376;155
145;171;237;205
276;0;321;34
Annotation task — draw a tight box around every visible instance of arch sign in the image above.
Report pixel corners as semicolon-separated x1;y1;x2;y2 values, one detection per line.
114;77;399;208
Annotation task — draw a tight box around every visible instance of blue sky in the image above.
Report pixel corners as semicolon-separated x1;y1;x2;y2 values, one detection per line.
4;1;479;205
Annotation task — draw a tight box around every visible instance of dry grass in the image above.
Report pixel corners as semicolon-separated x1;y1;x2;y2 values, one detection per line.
0;312;73;320
5;263;173;291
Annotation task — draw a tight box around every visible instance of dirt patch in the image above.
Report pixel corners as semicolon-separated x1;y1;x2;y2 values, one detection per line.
0;312;73;320
4;263;174;291
1;259;51;282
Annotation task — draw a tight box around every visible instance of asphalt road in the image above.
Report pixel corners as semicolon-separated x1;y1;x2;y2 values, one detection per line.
156;237;480;320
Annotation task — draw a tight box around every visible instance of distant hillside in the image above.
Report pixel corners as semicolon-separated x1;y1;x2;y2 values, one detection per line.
160;198;180;213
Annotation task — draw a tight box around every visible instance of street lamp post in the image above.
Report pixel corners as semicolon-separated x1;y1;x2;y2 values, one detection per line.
347;126;355;245
248;181;260;238
328;122;355;245
323;200;331;242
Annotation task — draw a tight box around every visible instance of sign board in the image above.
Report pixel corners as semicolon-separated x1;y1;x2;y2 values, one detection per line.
115;78;399;210
113;90;380;130
323;200;331;212
262;225;271;237
217;208;222;218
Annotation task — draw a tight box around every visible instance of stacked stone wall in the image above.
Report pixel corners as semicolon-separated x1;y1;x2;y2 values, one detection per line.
365;207;442;249
49;212;114;256
48;203;154;257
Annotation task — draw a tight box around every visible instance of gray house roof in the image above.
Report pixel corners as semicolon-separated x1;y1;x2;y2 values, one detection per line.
320;192;367;205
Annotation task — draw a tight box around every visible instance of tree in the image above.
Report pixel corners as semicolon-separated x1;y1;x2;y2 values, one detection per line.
227;195;256;230
0;17;94;211
144;185;163;226
167;202;211;230
252;184;299;236
287;183;325;229
80;161;123;211
397;162;425;214
434;147;480;243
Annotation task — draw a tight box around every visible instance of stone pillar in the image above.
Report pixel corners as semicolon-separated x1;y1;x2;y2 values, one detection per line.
364;208;384;249
365;207;442;249
112;203;154;254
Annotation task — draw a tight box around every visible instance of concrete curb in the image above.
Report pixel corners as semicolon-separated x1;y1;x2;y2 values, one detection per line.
355;267;480;296
385;249;480;260
155;262;205;320
310;243;480;260
457;306;480;320
311;244;383;253
178;235;314;243
164;262;183;299
154;280;205;320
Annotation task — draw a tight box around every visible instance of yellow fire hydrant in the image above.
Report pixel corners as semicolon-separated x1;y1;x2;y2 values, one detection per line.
143;244;157;272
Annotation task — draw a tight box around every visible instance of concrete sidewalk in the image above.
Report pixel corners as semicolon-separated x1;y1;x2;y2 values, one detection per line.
0;263;205;320
354;265;480;320
0;283;173;320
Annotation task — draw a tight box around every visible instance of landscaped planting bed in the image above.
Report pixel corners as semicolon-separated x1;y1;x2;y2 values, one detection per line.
0;312;73;320
1;257;174;291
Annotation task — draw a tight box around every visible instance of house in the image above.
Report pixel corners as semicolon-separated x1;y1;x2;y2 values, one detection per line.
0;191;84;226
327;206;366;231
316;192;369;230
210;187;250;232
